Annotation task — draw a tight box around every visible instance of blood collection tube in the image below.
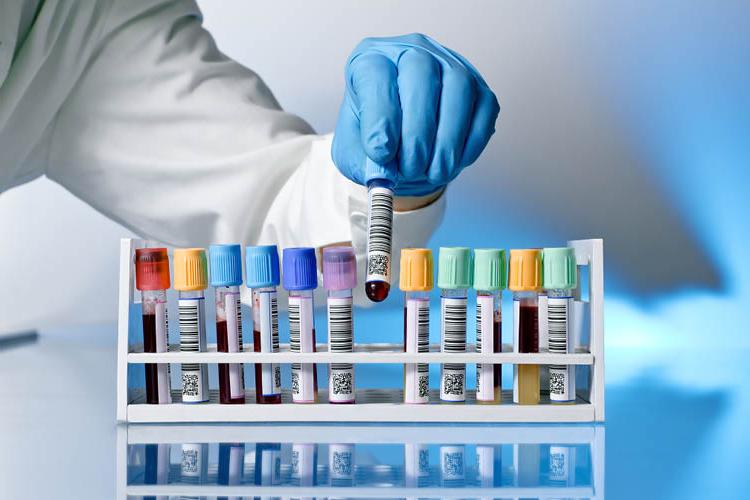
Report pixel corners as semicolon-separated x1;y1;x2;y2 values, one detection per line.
509;249;543;405
254;442;281;487
181;443;208;485
399;248;433;404
404;443;430;488
328;443;355;487
218;442;245;495
209;244;245;405
134;248;172;405
473;249;506;404
364;159;395;302
322;247;357;404
291;443;318;489
246;245;282;404
542;247;577;403
283;247;319;403
173;248;210;403
437;247;472;403
440;445;466;487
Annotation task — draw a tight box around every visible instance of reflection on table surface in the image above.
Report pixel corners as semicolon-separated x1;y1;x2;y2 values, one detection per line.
120;424;604;499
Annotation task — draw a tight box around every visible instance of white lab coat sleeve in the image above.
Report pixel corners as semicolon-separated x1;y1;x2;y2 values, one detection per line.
42;0;445;303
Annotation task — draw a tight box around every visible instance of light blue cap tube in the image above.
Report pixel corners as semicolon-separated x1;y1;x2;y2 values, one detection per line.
209;244;243;287
246;245;281;288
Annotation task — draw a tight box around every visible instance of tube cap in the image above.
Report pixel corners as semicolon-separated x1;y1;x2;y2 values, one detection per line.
473;248;506;291
246;245;280;288
209;244;243;287
322;246;357;291
173;248;208;291
399;248;434;292
542;247;577;290
437;247;473;289
508;249;542;292
282;247;318;291
134;248;170;291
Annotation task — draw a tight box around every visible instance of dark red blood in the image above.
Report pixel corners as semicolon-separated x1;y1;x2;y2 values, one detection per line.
217;320;245;404
365;281;390;302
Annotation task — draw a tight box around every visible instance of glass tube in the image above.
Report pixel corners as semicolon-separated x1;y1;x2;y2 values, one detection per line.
513;291;540;405
440;287;468;402
403;291;430;403
252;286;282;404
141;289;172;404
476;290;502;403
327;288;355;404
364;178;394;302
215;285;245;404
289;289;318;403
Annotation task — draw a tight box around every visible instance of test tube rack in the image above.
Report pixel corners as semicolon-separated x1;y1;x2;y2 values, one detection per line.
117;238;604;423
117;423;605;499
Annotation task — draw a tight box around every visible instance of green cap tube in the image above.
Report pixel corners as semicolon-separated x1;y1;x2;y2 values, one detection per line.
473;248;507;291
542;247;577;290
437;247;473;289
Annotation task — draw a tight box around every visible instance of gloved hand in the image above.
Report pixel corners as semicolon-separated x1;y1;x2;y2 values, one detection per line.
332;34;500;197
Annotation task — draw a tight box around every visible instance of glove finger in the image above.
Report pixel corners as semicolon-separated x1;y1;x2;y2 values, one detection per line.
332;98;367;186
427;67;477;186
348;53;401;166
459;86;500;170
396;48;441;181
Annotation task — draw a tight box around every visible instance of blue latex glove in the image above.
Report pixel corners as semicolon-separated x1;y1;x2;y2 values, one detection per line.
332;34;500;196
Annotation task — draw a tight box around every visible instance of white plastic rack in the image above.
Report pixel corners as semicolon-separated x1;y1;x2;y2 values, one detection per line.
117;423;605;499
117;238;604;423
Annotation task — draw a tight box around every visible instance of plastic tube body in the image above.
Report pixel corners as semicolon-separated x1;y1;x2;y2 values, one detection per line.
252;286;282;403
404;444;430;487
141;289;172;404
327;288;355;403
476;290;502;403
513;291;540;405
215;285;245;404
289;289;318;403
178;290;209;403
547;288;576;402
218;442;245;489
403;291;430;403
364;179;394;302
440;287;468;402
255;443;281;486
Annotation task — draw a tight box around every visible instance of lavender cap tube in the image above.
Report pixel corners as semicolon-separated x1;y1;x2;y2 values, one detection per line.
322;247;357;291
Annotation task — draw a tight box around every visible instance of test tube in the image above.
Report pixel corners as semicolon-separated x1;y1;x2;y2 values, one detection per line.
509;249;542;405
473;249;506;404
134;248;172;405
218;442;245;497
246;245;282;404
542;247;577;403
440;445;466;487
322;247;357;404
181;442;208;485
404;443;430;488
209;244;245;405
364;159;395;302
173;248;210;403
328;443;355;487
437;247;472;403
283;247;319;403
399;248;433;404
291;443;318;490
254;442;281;487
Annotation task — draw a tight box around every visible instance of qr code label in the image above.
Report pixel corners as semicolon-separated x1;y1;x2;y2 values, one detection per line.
181;448;198;474
442;451;464;478
419;448;430;474
332;372;353;395
550;370;566;395
274;366;282;390
182;372;199;397
367;254;389;278
332;451;352;477
550;451;565;478
418;374;429;398
443;373;464;396
291;371;300;395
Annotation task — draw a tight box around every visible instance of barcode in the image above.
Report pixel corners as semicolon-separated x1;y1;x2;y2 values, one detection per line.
271;294;279;351
366;189;393;254
442;298;466;371
179;301;202;372
417;301;429;375
289;302;300;353
476;301;482;351
548;300;567;370
329;299;353;371
235;295;243;352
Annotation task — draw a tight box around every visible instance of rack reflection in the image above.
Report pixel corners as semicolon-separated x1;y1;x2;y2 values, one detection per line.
120;424;603;499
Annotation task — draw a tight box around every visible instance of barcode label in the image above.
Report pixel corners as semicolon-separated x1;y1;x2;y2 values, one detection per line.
548;297;574;402
365;186;393;282
549;445;570;482
328;297;354;402
404;298;430;403
329;444;355;480
154;301;172;404
224;293;245;398
289;295;316;402
440;446;466;481
440;297;466;401
257;291;281;395
404;444;430;486
178;298;208;402
475;295;495;402
181;443;206;480
291;443;316;486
